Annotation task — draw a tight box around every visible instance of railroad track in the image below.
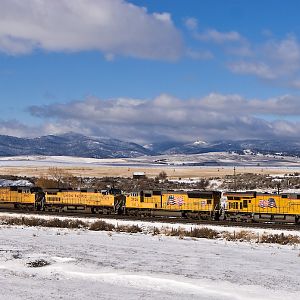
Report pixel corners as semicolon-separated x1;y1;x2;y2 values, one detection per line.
0;208;299;231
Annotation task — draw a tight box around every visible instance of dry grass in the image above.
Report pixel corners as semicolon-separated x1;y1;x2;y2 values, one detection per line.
1;217;86;229
89;220;115;231
189;227;219;239
0;165;296;179
1;216;300;245
222;230;258;242
260;233;300;245
115;224;142;233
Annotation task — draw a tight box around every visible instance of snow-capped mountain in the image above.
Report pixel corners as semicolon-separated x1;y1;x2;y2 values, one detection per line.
0;133;155;158
1;133;300;158
162;139;300;157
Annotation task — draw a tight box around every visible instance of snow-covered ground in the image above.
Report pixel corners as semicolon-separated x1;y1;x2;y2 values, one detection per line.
1;152;300;168
0;213;300;299
0;179;32;187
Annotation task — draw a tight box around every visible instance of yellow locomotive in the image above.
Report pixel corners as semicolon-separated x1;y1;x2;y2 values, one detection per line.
0;186;125;214
0;186;44;210
43;188;125;214
1;186;300;224
125;190;221;219
224;191;300;223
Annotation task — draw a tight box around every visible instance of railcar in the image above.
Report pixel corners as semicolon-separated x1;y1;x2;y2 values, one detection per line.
224;191;300;223
125;190;221;220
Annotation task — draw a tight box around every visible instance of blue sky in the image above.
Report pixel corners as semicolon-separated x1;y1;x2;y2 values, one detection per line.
1;0;300;143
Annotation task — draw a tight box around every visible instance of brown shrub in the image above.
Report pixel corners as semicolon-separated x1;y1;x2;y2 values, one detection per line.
27;259;50;268
115;224;142;233
189;227;219;239
89;220;115;231
152;227;160;235
0;216;87;229
260;233;300;245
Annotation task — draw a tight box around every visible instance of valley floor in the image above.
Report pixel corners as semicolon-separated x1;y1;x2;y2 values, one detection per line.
1;153;300;178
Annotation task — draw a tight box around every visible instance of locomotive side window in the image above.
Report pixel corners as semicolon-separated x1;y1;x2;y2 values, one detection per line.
243;200;248;208
188;192;213;199
47;197;61;202
131;192;138;197
153;191;162;195
207;200;212;205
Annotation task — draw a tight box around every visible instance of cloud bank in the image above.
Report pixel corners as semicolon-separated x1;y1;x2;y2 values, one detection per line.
2;93;293;143
0;0;183;60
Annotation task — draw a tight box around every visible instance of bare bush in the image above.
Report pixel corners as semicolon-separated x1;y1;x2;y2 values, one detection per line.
115;224;142;233
27;259;50;268
189;227;219;239
152;227;160;235
0;216;86;229
89;220;115;231
260;233;300;245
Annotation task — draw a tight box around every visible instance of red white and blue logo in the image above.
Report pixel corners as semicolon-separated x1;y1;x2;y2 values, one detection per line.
259;198;277;208
167;195;184;206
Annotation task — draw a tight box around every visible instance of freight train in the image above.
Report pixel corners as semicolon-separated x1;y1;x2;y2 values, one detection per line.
0;186;300;224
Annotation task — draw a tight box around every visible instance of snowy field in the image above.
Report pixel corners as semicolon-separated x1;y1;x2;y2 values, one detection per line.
0;213;300;299
1;152;300;168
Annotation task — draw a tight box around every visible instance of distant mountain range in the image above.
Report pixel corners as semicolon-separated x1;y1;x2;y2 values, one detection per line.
148;139;300;157
0;133;155;158
0;133;300;158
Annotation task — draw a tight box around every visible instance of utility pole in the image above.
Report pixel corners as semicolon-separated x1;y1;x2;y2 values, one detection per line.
234;166;237;191
277;182;281;194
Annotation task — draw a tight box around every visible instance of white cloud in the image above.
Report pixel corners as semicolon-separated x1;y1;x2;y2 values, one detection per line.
195;29;242;44
225;44;253;57
184;17;198;31
290;79;300;88
227;35;300;86
264;35;300;64
0;0;183;60
228;61;276;79
186;48;213;60
0;120;39;137
24;93;300;142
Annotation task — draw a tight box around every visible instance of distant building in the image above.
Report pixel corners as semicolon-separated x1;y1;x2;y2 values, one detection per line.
133;172;146;179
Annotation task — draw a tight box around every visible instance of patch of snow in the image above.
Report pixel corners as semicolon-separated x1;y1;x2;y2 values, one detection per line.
0;179;32;187
193;140;207;145
243;149;254;155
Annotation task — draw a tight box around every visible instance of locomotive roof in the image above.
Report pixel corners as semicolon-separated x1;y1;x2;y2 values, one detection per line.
224;191;300;199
